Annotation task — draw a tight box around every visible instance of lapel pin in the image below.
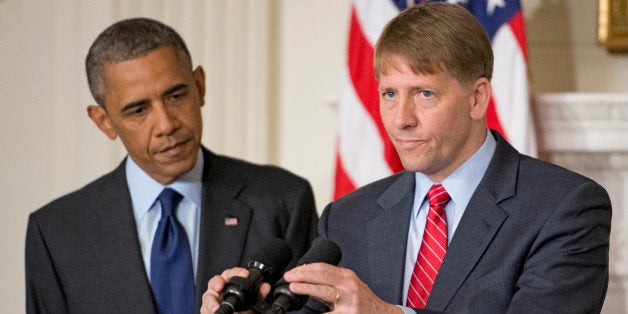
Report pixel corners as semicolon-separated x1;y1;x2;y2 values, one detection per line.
224;217;238;226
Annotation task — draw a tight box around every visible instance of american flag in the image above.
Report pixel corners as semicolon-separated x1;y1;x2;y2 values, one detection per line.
333;0;535;199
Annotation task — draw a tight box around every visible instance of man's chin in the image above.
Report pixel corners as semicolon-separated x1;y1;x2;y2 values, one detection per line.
398;159;430;174
149;157;197;183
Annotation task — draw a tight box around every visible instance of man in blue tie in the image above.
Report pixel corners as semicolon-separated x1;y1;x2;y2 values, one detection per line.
25;18;318;314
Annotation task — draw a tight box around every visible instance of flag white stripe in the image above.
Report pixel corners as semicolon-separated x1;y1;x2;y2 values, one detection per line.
338;71;393;187
491;23;536;156
353;0;399;46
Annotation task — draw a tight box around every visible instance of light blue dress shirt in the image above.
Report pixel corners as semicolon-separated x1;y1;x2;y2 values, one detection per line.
401;130;496;310
126;149;203;283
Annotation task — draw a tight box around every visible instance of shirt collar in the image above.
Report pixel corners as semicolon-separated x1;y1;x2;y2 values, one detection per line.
414;130;496;213
126;149;204;221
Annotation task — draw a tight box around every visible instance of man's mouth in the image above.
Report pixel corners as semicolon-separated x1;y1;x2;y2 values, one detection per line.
155;139;190;155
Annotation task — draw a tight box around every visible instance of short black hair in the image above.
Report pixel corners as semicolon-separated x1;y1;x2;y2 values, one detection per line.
85;17;192;106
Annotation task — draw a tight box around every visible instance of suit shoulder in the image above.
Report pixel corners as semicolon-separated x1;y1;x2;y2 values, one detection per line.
31;168;123;222
519;154;601;187
211;154;312;191
332;171;408;207
506;155;611;215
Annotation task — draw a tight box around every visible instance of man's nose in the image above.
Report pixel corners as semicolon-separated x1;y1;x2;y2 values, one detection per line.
393;97;418;129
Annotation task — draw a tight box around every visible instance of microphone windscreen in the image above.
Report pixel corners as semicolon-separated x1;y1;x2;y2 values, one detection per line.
297;239;342;266
246;238;293;284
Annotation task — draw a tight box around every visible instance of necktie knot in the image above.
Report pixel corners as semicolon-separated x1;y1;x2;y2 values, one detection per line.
427;184;450;210
158;188;183;218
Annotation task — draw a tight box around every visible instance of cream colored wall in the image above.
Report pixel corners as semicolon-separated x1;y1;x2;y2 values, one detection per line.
525;0;628;93
1;0;625;313
277;0;351;213
0;2;120;312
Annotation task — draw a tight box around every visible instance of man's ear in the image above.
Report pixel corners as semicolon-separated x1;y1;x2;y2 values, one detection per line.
87;105;118;140
469;77;491;121
193;65;206;107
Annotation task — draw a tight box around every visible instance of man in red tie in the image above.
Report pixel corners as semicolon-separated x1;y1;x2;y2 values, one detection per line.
202;3;611;313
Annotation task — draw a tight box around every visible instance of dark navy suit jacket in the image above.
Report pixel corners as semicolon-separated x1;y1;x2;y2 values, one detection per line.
26;147;318;313
302;131;611;313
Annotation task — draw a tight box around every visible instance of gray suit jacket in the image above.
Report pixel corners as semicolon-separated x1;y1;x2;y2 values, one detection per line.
302;131;611;313
26;147;318;313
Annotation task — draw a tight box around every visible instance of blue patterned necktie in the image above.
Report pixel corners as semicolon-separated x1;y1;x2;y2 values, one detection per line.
150;188;195;314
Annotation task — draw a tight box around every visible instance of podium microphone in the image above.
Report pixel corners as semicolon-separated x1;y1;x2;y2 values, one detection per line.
215;238;293;314
265;239;342;314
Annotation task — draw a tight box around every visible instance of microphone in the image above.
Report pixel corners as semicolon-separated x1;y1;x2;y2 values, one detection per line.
215;238;293;314
265;239;342;314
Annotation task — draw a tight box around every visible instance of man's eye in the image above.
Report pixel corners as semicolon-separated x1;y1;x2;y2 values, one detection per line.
420;90;433;97
129;106;144;115
169;92;187;102
383;91;396;98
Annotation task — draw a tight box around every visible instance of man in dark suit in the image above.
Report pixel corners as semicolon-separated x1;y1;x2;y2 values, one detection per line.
202;3;611;313
25;18;318;313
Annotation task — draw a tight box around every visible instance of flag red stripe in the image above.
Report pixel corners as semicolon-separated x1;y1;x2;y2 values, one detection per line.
508;11;528;60
333;152;357;200
486;96;508;140
347;8;403;174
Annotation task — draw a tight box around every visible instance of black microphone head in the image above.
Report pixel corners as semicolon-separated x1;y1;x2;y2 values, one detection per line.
297;239;342;266
266;239;342;313
246;238;293;284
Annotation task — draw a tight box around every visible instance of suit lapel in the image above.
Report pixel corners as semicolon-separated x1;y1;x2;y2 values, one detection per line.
426;131;519;311
195;149;252;308
367;172;415;304
84;160;157;313
425;189;508;310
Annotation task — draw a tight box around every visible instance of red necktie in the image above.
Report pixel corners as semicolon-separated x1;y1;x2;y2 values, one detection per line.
406;184;451;308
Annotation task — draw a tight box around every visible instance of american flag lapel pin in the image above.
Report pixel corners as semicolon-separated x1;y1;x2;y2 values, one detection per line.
224;217;238;226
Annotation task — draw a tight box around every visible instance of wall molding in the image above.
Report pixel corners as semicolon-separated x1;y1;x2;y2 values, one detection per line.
536;93;628;312
536;93;628;152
